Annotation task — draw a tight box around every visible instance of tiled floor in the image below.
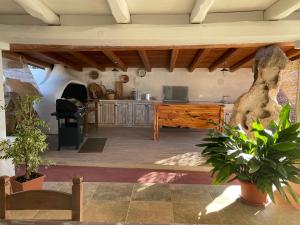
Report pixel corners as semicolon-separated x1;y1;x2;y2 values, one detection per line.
44;127;208;171
7;182;300;225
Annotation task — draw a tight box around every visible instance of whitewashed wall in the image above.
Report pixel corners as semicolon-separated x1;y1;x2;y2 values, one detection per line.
0;51;15;176
74;68;254;103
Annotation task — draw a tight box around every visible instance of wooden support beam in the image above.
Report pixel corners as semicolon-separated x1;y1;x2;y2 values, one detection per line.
209;48;238;72
285;49;300;59
13;0;60;25
264;0;300;20
2;51;52;68
169;49;179;72
9;42;293;52
138;50;151;72
229;52;256;72
39;53;82;71
102;50;127;71
72;52;105;71
190;0;215;23
189;49;207;72
107;0;130;23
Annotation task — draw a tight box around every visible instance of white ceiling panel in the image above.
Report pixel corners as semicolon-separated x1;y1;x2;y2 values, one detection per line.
41;0;111;15
127;0;195;14
210;0;278;12
0;0;26;14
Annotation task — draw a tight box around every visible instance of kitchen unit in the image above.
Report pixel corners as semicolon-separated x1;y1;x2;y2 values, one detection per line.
88;100;155;127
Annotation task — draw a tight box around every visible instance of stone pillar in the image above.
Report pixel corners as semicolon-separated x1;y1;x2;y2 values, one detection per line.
0;50;15;176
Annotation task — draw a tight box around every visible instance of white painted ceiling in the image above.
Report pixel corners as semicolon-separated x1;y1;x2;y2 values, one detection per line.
0;0;279;15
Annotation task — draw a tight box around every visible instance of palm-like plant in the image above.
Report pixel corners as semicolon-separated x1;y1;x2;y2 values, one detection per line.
198;104;300;203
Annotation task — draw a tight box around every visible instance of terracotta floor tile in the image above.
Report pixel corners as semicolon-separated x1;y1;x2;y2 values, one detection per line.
173;201;222;224
170;184;212;203
126;201;173;224
83;200;129;223
92;183;133;201
132;183;171;201
33;210;71;220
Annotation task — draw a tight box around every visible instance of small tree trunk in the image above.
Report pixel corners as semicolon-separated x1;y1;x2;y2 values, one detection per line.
25;164;30;180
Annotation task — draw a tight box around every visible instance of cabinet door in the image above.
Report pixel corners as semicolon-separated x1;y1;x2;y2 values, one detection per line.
133;103;147;126
115;102;133;126
100;102;115;125
146;103;154;126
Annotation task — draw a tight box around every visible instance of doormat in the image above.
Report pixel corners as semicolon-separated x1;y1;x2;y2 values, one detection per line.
78;138;107;153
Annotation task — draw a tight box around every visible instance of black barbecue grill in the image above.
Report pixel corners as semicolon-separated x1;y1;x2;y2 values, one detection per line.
51;98;87;150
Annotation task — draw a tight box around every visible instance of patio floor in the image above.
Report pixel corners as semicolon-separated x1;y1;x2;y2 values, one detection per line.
6;182;300;225
44;127;208;171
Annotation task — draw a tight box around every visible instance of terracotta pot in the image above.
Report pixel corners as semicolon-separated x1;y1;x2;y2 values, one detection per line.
239;179;268;207
10;173;45;193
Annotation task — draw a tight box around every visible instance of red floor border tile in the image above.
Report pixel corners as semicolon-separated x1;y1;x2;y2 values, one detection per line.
16;165;239;185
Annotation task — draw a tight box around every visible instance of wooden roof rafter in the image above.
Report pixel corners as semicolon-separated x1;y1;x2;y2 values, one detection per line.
169;49;179;72
2;51;52;69
39;52;82;71
188;49;209;72
229;52;256;72
138;50;151;72
102;50;127;72
72;52;105;71
209;48;238;72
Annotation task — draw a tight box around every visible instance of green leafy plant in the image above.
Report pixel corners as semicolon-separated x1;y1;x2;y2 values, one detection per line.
0;95;49;182
198;104;300;203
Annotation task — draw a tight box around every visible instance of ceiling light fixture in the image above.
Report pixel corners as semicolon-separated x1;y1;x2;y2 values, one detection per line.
221;60;229;76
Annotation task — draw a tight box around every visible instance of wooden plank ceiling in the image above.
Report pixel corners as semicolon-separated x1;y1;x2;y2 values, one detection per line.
3;43;300;72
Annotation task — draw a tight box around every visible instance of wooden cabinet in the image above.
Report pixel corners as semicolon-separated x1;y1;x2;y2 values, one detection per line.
115;102;133;126
100;102;115;125
133;102;154;127
88;100;154;127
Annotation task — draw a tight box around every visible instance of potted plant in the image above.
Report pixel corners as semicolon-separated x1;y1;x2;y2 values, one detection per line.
0;95;49;192
198;104;300;206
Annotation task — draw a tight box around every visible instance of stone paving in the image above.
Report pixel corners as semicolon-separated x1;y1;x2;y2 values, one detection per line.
6;182;300;225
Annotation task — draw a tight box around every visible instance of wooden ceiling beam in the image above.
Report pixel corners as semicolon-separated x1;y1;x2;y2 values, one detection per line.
209;48;238;72
39;52;82;71
2;51;52;68
264;0;300;20
169;49;179;72
229;52;256;72
13;0;60;25
107;0;130;23
9;42;294;52
190;0;216;23
138;50;151;72
102;50;127;71
72;52;105;71
189;49;207;72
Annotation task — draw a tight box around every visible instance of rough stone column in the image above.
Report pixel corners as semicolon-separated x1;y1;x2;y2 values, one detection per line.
0;49;15;176
230;45;288;131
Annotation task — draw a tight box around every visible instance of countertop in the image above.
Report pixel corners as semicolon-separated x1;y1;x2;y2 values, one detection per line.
88;99;232;105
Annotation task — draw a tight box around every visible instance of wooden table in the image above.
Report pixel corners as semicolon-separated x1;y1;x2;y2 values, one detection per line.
153;103;224;141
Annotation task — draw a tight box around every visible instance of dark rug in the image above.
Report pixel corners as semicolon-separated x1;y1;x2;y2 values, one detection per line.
78;138;107;153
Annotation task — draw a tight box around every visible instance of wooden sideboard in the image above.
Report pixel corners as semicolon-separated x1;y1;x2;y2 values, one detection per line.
154;103;224;141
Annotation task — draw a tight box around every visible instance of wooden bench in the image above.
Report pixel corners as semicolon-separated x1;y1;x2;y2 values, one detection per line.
0;176;83;221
